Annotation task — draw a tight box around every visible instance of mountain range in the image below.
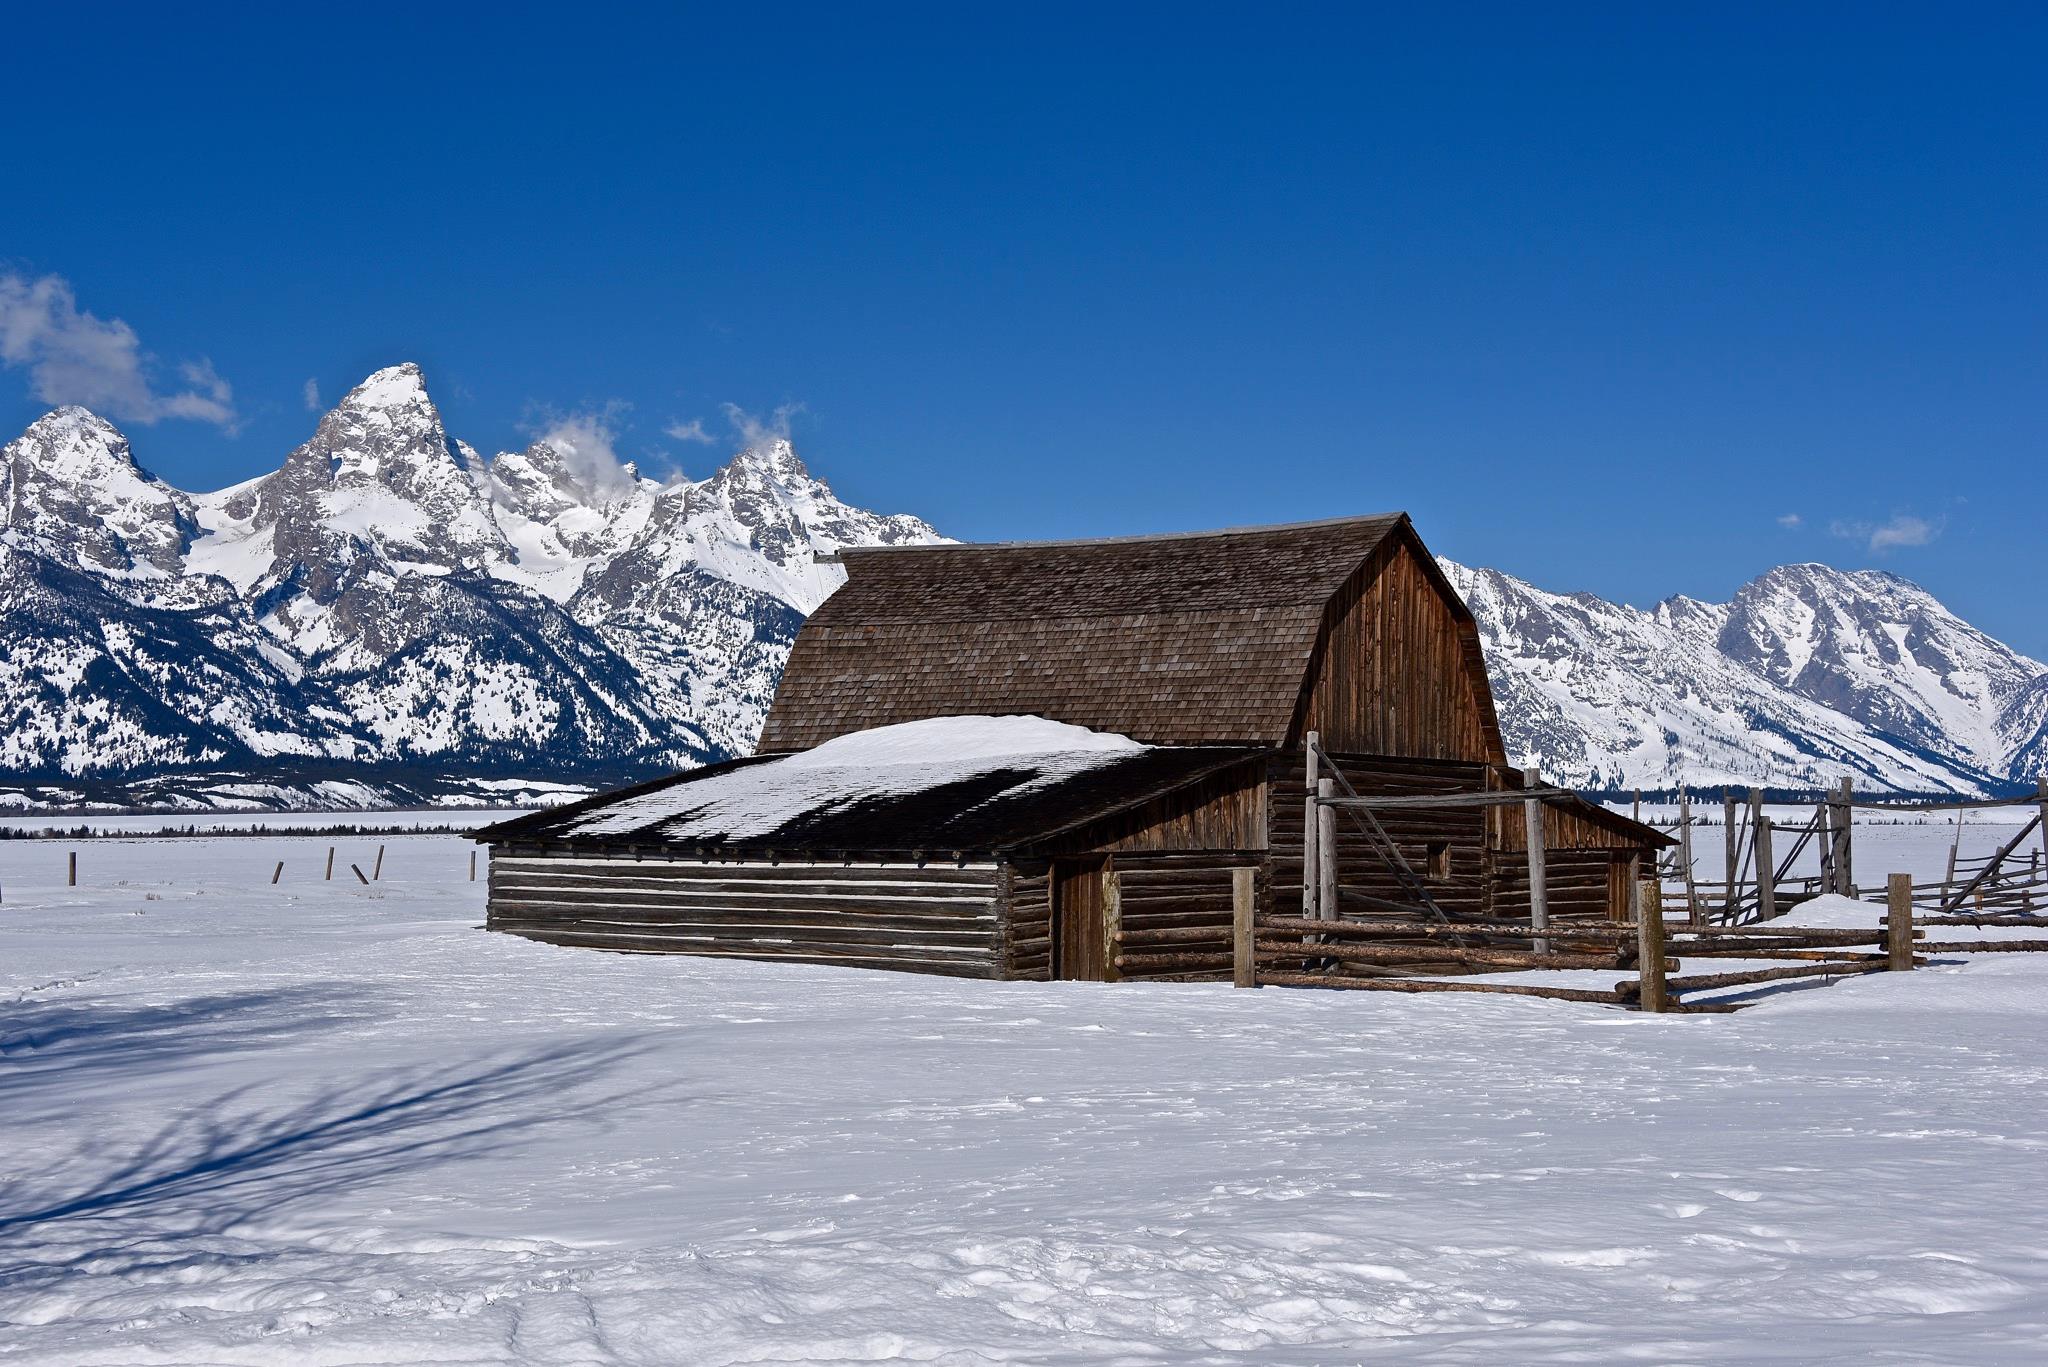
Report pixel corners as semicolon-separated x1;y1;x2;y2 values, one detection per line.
1;364;2040;809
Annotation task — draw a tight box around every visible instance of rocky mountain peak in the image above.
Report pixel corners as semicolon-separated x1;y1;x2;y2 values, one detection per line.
1;405;196;576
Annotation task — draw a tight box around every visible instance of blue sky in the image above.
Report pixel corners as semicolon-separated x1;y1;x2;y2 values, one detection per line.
3;6;2042;650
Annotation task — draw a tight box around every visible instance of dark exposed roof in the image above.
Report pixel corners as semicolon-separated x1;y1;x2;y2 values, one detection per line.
477;746;1265;855
758;514;1408;751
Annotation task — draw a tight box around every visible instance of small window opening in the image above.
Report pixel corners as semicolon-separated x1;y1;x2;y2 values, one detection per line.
1426;841;1452;881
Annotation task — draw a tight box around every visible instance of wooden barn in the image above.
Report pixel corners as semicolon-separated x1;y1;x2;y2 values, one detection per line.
477;513;1668;981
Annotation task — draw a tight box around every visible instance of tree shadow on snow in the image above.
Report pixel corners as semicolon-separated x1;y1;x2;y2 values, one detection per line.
0;984;385;1113
0;1035;657;1285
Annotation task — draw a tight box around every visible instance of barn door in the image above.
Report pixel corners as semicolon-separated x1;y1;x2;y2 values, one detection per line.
1053;857;1110;981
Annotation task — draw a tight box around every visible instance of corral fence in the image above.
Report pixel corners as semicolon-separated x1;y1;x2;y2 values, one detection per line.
1643;780;2048;926
1232;872;2048;1013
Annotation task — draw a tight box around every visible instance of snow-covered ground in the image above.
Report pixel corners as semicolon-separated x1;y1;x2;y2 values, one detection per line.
5;828;2048;1363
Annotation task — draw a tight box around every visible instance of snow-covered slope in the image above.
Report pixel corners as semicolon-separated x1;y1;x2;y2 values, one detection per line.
1443;560;2048;794
0;364;942;806
2;364;2035;807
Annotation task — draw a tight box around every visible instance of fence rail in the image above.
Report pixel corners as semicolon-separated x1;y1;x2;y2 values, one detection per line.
1221;873;2048;1013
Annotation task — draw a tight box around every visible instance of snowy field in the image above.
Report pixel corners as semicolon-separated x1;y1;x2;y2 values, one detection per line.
5;829;2048;1363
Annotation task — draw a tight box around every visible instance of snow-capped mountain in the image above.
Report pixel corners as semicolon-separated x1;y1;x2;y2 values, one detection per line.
3;366;2039;809
0;365;940;809
1443;560;2048;794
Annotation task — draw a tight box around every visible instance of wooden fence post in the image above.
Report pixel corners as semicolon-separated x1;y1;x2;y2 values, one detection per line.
1837;777;1855;896
1232;867;1257;988
1524;766;1549;954
2037;778;2047;869
1754;798;1776;922
350;863;369;886
1723;790;1740;918
373;844;385;881
1302;733;1321;918
1101;868;1122;983
1677;786;1700;923
271;861;284;885
68;851;77;887
325;846;335;881
470;849;478;882
1635;871;1667;1013
1316;777;1338;923
1887;873;1914;971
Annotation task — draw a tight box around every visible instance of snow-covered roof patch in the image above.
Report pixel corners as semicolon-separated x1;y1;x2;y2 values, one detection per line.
492;716;1257;854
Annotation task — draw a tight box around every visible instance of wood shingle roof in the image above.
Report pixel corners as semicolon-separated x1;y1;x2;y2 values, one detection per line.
758;514;1408;751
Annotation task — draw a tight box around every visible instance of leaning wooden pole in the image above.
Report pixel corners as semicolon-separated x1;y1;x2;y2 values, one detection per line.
1523;765;1549;955
1302;732;1321;918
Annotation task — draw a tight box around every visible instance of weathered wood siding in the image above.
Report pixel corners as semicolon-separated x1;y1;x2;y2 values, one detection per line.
487;851;1005;978
1293;533;1500;763
1042;757;1268;856
1006;860;1054;980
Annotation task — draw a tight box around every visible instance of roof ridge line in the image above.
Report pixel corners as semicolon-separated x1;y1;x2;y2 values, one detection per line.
838;511;1407;556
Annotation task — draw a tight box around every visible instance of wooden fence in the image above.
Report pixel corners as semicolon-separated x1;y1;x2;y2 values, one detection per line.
1228;873;2048;1013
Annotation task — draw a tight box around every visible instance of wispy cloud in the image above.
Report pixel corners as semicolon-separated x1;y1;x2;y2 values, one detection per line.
1830;512;1944;554
721;401;804;451
662;417;714;444
0;271;239;431
1777;513;1802;530
302;377;322;411
523;401;639;500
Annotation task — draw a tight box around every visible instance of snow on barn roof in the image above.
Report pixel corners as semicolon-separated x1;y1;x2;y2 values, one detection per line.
481;716;1264;855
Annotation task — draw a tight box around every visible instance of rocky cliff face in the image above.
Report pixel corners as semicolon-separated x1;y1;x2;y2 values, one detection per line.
1441;560;2048;793
0;364;943;808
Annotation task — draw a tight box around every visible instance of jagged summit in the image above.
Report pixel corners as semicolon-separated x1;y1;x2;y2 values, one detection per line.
0;390;944;804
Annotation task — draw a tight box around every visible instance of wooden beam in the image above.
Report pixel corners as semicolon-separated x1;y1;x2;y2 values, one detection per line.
1316;777;1338;924
1302;733;1320;918
1753;792;1776;922
1888;873;1915;971
1837;776;1855;895
1524;766;1549;954
1101;867;1122;984
1635;873;1667;1013
1723;791;1740;919
1232;866;1256;989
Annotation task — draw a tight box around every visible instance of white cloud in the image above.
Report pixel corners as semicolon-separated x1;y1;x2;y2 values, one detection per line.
0;271;240;430
524;401;639;501
303;377;322;411
1777;513;1802;529
663;417;714;444
721;401;804;451
1830;513;1943;554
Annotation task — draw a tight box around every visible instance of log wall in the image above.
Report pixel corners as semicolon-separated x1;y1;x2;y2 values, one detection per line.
487;850;1006;978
